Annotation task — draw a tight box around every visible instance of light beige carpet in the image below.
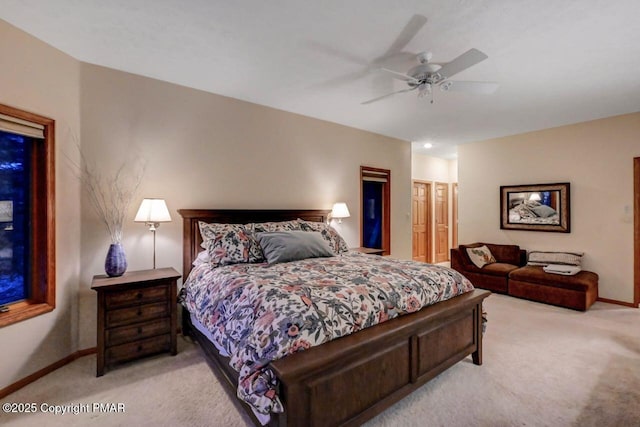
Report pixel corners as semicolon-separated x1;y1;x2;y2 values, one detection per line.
2;294;639;426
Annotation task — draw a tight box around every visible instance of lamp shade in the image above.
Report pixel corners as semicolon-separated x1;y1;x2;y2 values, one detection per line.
529;193;542;202
331;202;350;219
134;198;172;223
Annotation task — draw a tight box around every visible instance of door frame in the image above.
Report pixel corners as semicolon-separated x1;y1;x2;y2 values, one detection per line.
412;180;432;263
634;157;639;307
452;183;458;249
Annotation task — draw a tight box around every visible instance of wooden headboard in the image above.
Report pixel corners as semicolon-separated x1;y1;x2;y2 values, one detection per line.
178;209;331;278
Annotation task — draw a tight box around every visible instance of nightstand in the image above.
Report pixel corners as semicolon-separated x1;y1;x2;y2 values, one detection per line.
91;267;181;376
352;247;385;255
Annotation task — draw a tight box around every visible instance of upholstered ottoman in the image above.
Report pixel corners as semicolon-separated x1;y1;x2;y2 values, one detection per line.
508;266;598;311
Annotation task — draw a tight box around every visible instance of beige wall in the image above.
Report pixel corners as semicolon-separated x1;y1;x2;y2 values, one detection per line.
412;153;454;183
459;113;640;302
77;63;412;349
0;21;81;388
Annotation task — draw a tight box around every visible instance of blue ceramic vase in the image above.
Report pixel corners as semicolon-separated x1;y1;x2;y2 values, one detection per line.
105;243;127;277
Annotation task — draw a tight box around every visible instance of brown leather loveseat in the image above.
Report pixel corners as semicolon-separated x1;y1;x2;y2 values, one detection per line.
450;243;526;293
451;243;599;311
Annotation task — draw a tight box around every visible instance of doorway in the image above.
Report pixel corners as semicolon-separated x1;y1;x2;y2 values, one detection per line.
412;181;432;262
361;166;390;255
434;182;449;263
362;180;383;249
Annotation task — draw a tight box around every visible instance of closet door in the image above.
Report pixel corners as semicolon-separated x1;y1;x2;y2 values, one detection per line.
434;182;449;263
412;181;431;263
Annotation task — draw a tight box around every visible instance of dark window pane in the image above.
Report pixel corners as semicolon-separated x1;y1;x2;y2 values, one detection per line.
541;191;549;206
0;130;29;306
362;181;383;249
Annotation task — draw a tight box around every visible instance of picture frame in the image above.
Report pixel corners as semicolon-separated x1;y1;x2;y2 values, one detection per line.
500;183;570;232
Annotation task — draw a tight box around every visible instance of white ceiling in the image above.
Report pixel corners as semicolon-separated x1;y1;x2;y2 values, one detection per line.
2;0;639;158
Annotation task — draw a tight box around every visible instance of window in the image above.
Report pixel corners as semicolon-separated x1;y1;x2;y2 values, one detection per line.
0;133;28;305
360;166;390;255
0;104;55;327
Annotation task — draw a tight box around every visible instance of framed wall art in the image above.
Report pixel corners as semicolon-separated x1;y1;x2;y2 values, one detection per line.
500;183;570;232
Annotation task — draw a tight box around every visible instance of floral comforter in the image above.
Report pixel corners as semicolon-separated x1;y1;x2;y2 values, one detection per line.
182;252;474;415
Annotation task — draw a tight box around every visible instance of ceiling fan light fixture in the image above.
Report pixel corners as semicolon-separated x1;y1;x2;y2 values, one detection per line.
440;81;453;91
418;83;431;98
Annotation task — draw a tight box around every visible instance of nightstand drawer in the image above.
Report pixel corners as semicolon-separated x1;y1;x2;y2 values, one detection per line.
105;285;169;309
106;334;171;364
106;301;169;328
106;318;171;347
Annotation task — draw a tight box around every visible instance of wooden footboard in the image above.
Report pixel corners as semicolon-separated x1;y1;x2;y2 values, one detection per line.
270;289;488;426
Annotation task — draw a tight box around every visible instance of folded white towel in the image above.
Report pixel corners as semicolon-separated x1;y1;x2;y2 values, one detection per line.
543;264;582;276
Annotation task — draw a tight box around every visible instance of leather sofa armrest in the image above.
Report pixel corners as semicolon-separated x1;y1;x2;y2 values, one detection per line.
519;249;527;266
450;247;470;272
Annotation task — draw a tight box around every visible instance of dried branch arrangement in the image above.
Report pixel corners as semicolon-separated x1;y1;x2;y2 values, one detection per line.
68;146;145;244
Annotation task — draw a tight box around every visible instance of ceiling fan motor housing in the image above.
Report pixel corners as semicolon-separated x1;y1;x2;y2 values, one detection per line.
407;63;443;88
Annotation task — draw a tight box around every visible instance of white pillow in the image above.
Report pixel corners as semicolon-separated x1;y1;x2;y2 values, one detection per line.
192;250;210;267
466;245;496;268
527;251;583;267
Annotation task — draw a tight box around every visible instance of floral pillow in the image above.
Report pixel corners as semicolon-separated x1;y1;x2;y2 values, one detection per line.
511;202;536;219
298;219;349;254
466;245;496;269
198;222;264;266
246;220;302;233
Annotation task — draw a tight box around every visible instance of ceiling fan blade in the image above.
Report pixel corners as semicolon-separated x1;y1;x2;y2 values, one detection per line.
437;48;488;79
378;67;420;84
441;81;499;94
383;14;428;57
309;70;371;89
308;41;370;66
361;87;416;105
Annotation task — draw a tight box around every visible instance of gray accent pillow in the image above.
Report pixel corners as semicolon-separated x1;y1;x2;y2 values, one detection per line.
255;231;335;264
530;204;557;218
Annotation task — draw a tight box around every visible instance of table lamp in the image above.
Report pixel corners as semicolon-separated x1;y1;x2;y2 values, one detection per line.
134;198;172;268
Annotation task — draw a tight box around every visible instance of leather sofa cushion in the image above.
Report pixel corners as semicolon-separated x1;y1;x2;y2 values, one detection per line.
509;266;598;292
477;262;521;277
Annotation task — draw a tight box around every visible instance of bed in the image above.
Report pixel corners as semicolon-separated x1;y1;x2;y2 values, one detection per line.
179;208;490;427
508;201;560;225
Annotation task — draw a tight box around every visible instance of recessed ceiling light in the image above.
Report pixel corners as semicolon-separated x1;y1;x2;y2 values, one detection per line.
423;143;433;149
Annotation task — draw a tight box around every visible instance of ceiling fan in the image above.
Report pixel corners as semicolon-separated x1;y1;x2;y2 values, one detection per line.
361;48;499;105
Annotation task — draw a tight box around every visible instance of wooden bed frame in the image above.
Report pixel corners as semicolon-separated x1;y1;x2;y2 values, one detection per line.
179;209;490;427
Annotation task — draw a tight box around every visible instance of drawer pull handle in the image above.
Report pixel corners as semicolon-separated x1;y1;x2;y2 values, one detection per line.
136;293;143;299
